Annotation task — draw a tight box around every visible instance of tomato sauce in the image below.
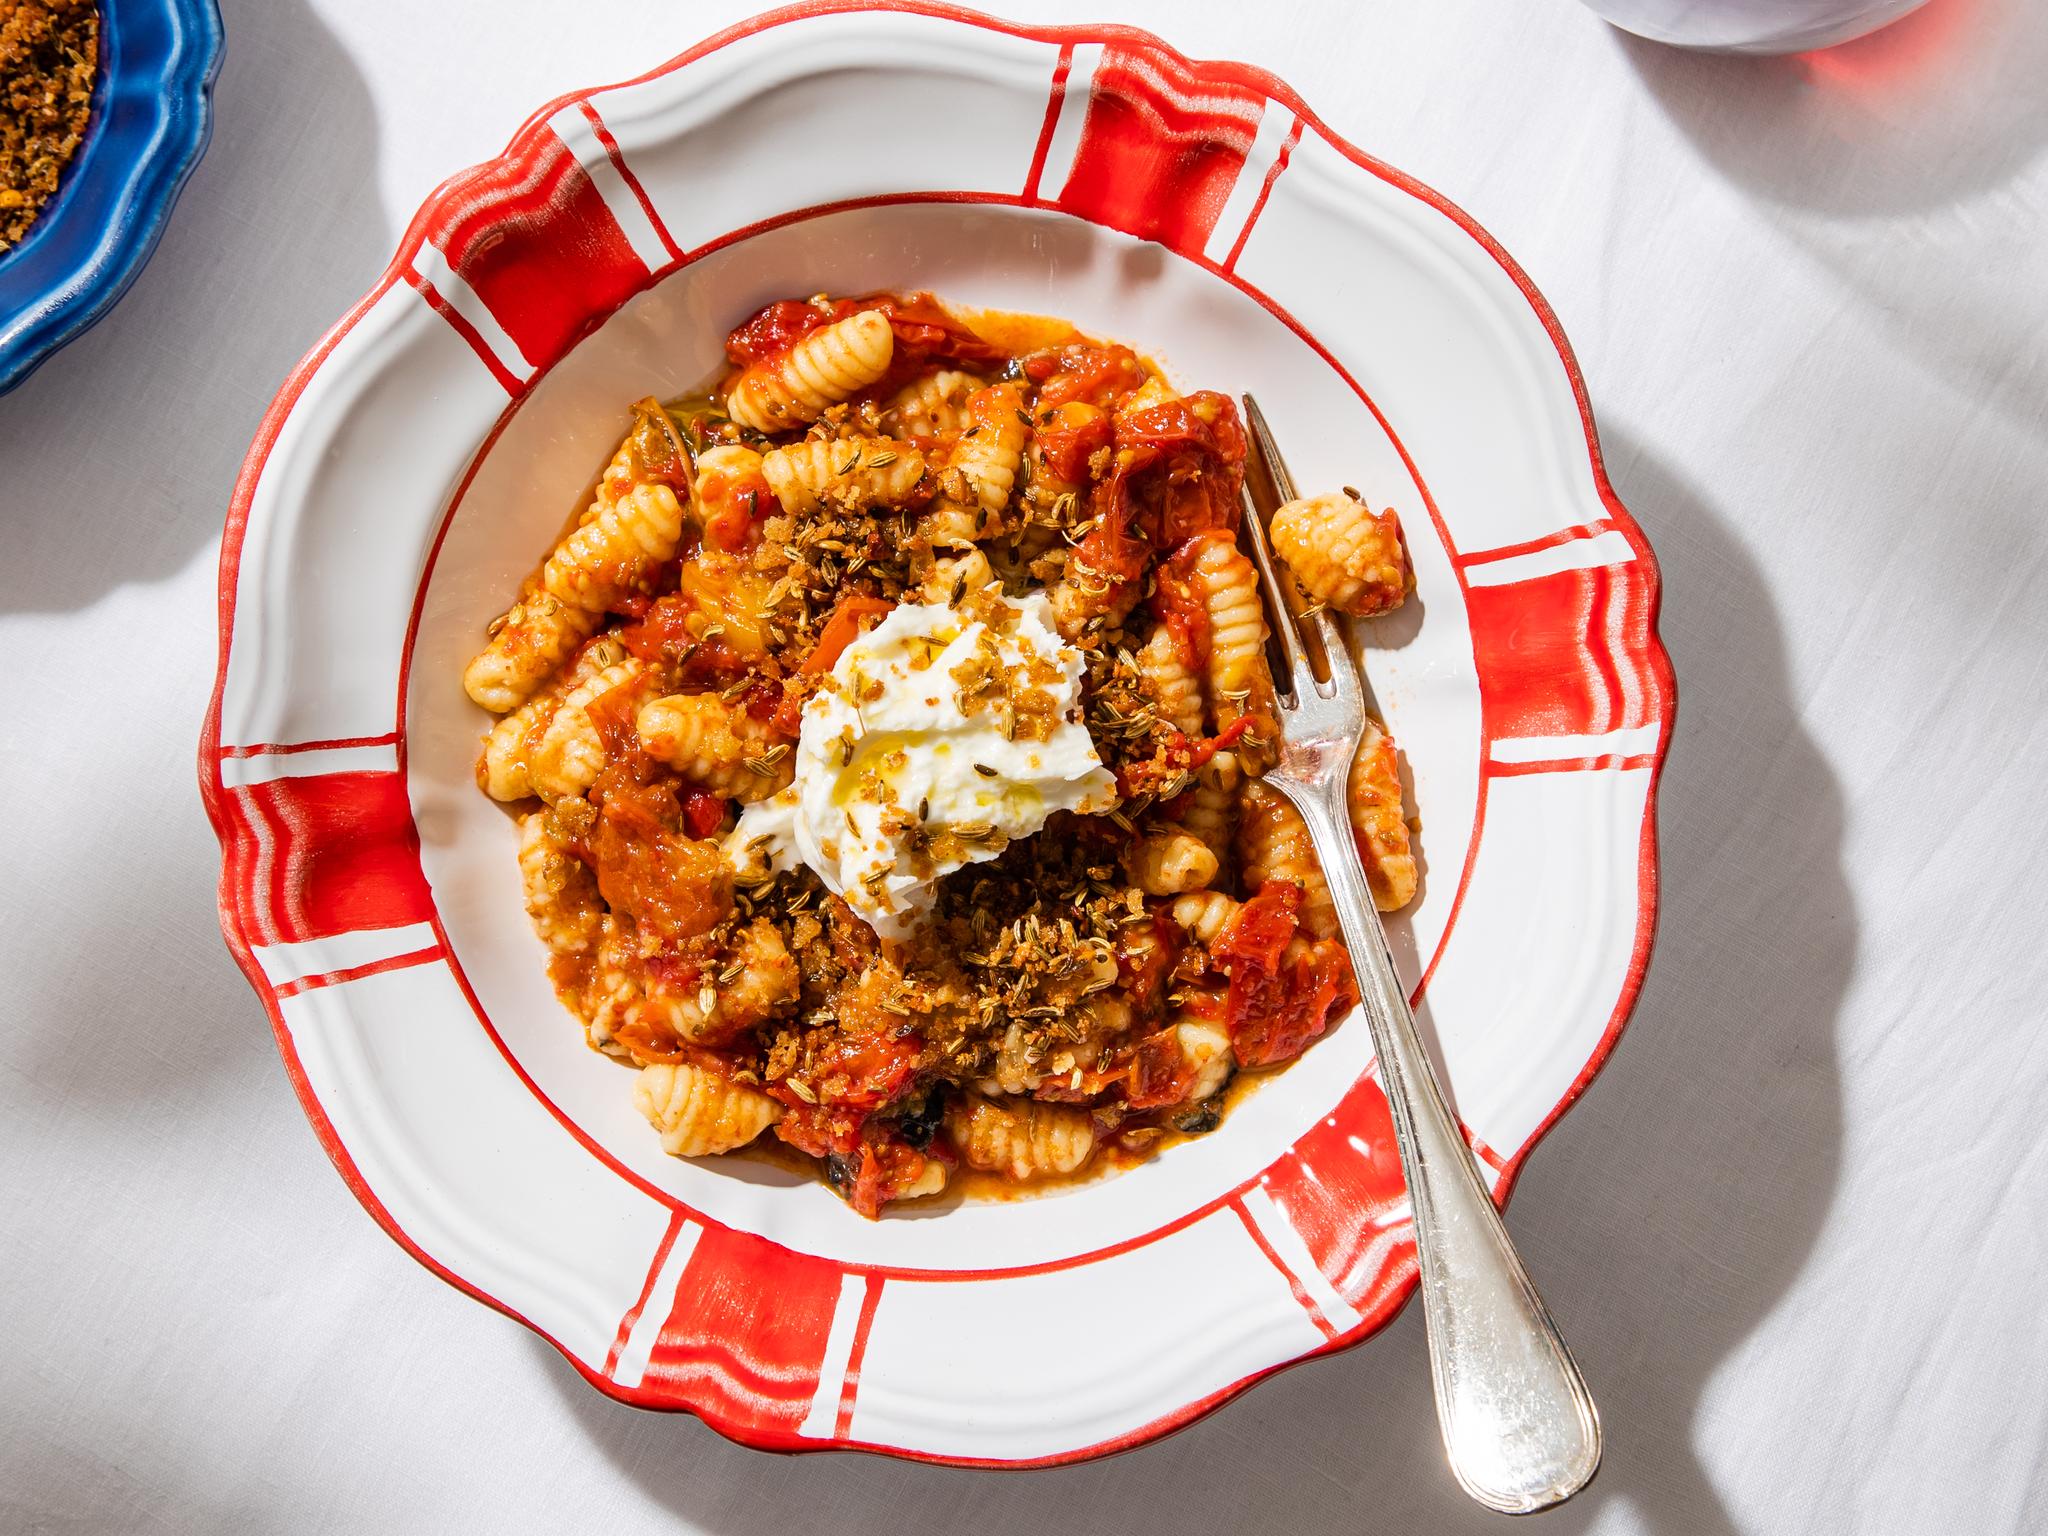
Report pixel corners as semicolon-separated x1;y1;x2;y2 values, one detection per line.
1070;483;1152;592
1121;1027;1194;1110
696;464;770;553
723;291;1010;387
1117;913;1183;1013
771;1094;935;1219
680;788;729;840
1151;543;1213;670
802;593;894;675
724;299;827;366
1211;884;1352;1069
802;1027;922;1113
590;785;731;944
618;599;760;684
1031;400;1113;485
1026;343;1147;410
1119;392;1247;546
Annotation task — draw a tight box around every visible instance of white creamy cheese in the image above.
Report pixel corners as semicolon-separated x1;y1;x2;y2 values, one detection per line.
727;591;1118;938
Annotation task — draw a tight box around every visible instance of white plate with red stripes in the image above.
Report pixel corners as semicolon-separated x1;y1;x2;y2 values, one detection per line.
201;1;1673;1467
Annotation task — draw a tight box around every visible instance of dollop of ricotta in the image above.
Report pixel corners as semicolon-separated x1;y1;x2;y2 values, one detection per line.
727;591;1118;937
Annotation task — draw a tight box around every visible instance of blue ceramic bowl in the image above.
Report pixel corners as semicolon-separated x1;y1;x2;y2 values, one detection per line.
0;0;223;395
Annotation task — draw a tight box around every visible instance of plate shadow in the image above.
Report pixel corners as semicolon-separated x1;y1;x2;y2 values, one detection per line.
0;0;390;617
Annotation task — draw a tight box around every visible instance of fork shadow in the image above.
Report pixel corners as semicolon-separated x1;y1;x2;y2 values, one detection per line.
534;428;1851;1535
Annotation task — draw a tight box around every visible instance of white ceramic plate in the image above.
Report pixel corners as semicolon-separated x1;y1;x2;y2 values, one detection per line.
203;1;1674;1467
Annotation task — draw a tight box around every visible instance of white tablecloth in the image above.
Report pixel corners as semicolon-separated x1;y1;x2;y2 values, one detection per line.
5;1;2044;1530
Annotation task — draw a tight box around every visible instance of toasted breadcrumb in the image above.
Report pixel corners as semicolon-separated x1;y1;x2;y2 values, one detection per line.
0;1;98;249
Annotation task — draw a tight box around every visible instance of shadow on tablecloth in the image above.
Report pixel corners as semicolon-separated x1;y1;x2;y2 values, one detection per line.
1612;0;2048;217
1619;0;2048;454
535;427;1855;1536
0;0;393;616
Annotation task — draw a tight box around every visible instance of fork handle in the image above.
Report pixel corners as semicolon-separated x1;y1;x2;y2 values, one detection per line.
1290;788;1603;1514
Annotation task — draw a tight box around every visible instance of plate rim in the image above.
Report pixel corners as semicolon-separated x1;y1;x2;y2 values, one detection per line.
199;0;1676;1467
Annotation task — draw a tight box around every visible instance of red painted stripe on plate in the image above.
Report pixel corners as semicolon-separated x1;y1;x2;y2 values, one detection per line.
272;943;445;999
231;773;285;947
404;269;525;396
1220;116;1301;274
1256;1075;1417;1316
833;1274;886;1439
1488;752;1658;778
422;126;649;372
1467;560;1661;742
1467;1131;1508;1174
1020;43;1073;204
220;770;432;946
1055;42;1266;255
1457;519;1616;568
637;1224;844;1431
1231;1195;1339;1342
580;100;684;262
219;732;400;759
604;1209;688;1378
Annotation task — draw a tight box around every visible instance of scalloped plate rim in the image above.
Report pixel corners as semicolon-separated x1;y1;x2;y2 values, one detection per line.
198;0;1675;1468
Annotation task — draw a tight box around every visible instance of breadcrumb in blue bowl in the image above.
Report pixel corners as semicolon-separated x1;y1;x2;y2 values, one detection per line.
0;0;222;395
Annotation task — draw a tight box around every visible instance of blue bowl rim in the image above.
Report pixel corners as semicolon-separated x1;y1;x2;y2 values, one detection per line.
0;0;226;396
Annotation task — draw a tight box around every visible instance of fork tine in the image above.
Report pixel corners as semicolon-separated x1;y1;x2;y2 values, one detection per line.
1241;394;1364;707
1241;392;1301;505
1238;476;1313;706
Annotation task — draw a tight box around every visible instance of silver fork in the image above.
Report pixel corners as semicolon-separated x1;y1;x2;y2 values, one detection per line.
1239;395;1602;1515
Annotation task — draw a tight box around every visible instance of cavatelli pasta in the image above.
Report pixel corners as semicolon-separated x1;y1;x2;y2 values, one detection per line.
635;693;795;801
542;481;688;615
1350;718;1418;911
528;658;647;802
632;918;800;1046
1170;889;1241;947
480;693;552;801
1188;533;1276;761
1179;749;1241;870
920;545;994;603
920;497;983;556
884;368;980;439
1046;554;1138;642
1124;829;1219;896
725;309;894;432
1237;782;1338;940
478;635;628;800
463;418;681;712
760;435;925;515
463;585;603;714
579;915;642;1057
946;1094;1097;1181
941;382;1028;515
1174;1015;1234;1102
1135;628;1203;738
898;1160;948;1200
518;810;601;957
689;443;770;538
1269;491;1409;618
634;1062;783;1157
981;996;1119;1096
